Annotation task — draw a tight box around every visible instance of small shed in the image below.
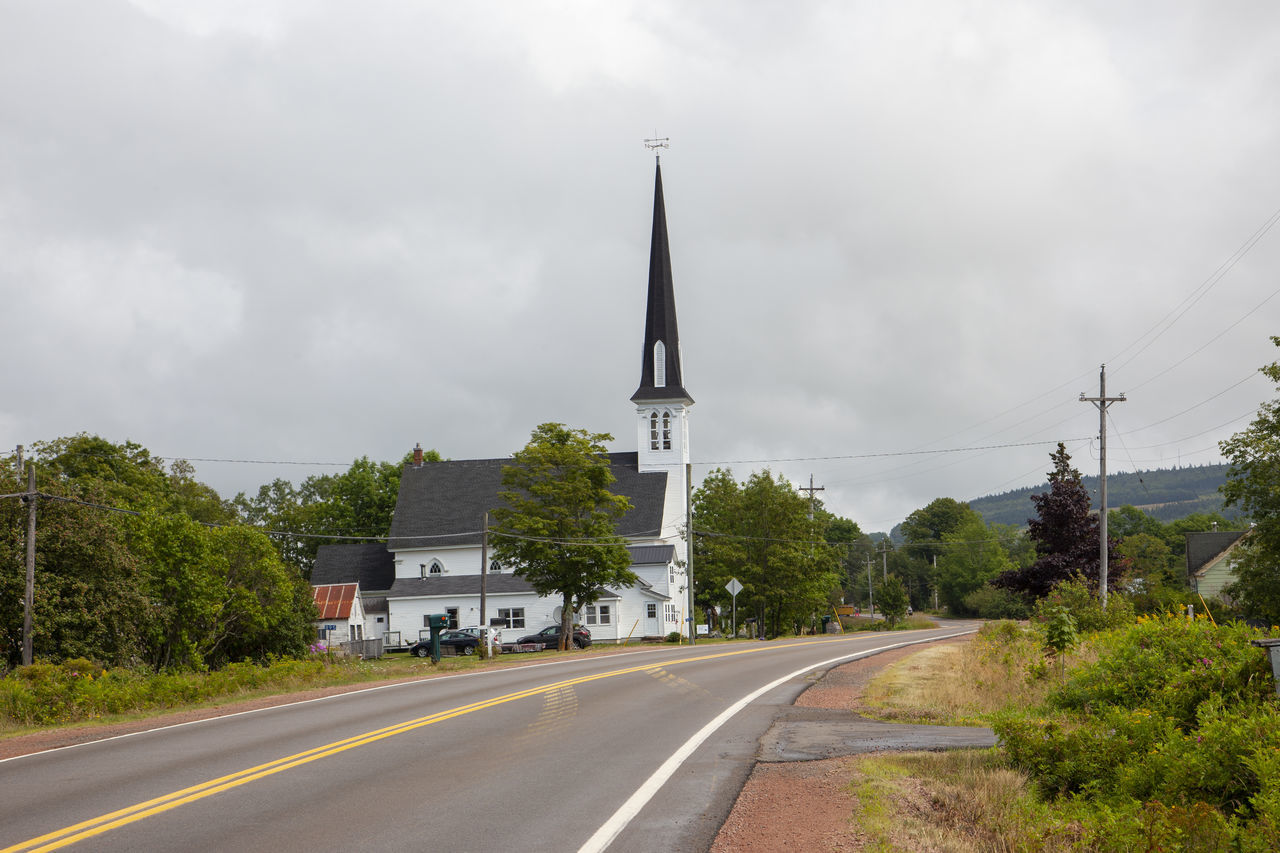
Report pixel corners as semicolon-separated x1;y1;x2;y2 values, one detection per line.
312;583;366;645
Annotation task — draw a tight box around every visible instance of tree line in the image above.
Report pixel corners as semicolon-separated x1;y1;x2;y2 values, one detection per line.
6;337;1279;667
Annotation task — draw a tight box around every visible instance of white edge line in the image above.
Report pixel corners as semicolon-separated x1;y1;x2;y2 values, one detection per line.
577;629;977;853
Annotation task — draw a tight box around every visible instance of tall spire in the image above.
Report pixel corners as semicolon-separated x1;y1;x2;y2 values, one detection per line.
631;161;693;404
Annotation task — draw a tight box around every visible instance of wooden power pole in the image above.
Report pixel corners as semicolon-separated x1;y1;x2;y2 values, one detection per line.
1080;364;1126;609
23;463;36;666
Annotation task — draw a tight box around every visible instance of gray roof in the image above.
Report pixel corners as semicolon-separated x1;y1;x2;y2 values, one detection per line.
312;542;395;591
387;452;669;550
1186;529;1249;575
627;543;676;565
385;573;539;598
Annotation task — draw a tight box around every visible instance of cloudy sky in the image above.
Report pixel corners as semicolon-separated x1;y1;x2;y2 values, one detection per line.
4;1;1279;533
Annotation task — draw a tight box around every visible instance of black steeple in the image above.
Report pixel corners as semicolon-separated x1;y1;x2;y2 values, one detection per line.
631;162;693;405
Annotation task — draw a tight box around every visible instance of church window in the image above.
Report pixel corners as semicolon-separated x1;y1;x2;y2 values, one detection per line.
653;340;666;387
662;410;672;450
489;560;502;574
421;560;444;577
650;411;660;451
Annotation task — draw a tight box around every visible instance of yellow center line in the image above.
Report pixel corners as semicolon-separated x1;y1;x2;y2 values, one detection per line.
3;637;858;852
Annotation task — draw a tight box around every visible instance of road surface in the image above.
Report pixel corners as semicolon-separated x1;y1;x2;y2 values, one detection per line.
0;624;977;853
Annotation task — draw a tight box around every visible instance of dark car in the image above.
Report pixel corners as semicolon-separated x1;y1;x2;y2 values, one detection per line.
516;625;592;650
409;629;485;657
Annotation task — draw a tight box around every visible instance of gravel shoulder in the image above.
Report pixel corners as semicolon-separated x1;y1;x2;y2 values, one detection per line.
711;637;985;853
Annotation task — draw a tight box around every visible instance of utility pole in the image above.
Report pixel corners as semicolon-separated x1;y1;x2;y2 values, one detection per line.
880;539;888;581
866;556;874;616
799;474;824;519
14;445;22;475
23;463;36;666
1080;364;1126;609
686;462;695;645
480;511;489;655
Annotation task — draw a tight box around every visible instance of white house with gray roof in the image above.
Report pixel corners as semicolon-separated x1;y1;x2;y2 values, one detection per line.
312;161;693;646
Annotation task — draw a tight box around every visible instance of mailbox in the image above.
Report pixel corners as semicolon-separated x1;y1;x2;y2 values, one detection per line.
427;614;449;630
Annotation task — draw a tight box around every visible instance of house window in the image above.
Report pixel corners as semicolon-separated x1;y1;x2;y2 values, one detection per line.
498;607;525;629
421;559;444;577
584;605;612;626
446;607;459;629
376;616;384;623
654;340;666;387
647;603;657;619
649;411;660;451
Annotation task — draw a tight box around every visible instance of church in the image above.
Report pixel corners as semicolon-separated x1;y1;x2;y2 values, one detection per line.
311;161;694;647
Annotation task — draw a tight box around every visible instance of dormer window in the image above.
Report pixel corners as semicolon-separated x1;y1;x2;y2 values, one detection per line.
421;560;444;577
653;340;666;387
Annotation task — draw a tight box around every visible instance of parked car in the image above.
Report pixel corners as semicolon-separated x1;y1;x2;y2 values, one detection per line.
516;625;592;650
409;629;489;657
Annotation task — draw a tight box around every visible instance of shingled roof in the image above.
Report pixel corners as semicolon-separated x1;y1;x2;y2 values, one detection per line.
312;542;395;591
387;452;669;550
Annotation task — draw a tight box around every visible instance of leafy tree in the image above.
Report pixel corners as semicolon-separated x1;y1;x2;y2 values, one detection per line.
1220;336;1280;625
935;513;1014;613
490;424;635;650
692;468;844;637
0;466;147;667
877;574;909;627
901;497;974;563
235;451;434;573
129;511;315;669
996;443;1124;599
30;434;234;524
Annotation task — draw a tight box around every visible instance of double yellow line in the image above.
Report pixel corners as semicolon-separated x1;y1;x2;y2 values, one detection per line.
5;641;813;852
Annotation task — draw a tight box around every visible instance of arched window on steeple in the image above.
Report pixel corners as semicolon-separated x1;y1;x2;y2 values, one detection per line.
661;410;672;450
653;340;666;388
649;411;660;451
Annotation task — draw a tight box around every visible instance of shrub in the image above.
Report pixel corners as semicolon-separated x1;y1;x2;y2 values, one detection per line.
963;584;1030;620
1033;576;1134;633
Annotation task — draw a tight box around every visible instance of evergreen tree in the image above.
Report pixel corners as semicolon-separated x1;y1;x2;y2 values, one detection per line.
996;443;1123;599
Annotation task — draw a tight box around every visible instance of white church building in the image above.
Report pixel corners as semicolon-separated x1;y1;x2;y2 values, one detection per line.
311;162;694;646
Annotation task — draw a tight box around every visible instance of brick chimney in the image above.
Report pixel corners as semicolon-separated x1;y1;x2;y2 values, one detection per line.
412;442;423;467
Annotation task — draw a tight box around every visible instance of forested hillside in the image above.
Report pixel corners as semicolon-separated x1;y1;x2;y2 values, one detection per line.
968;464;1239;527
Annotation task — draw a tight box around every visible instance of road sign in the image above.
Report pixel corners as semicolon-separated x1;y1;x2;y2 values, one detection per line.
726;578;742;638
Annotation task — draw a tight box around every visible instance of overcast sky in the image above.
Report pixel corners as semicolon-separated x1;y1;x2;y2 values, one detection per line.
4;1;1279;533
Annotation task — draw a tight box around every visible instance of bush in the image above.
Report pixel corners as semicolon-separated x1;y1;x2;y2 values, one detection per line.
995;613;1279;838
964;584;1030;620
1033;576;1134;633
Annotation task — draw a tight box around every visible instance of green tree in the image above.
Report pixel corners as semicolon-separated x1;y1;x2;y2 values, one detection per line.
935;513;1014;613
1220;337;1280;625
878;575;909;627
490;424;636;650
692;469;844;637
236;451;434;574
901;497;974;563
129;511;315;669
0;465;147;667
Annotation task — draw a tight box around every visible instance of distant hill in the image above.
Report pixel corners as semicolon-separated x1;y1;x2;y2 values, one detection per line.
966;463;1243;528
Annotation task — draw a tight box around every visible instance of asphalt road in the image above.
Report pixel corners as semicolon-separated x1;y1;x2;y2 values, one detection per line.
0;624;978;853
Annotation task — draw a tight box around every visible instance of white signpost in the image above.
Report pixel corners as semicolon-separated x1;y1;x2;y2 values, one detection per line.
726;577;742;639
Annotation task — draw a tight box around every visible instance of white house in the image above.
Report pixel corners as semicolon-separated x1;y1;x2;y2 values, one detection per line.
312;162;694;645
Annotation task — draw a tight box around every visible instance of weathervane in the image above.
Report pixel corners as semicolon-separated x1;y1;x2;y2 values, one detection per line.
644;135;670;162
